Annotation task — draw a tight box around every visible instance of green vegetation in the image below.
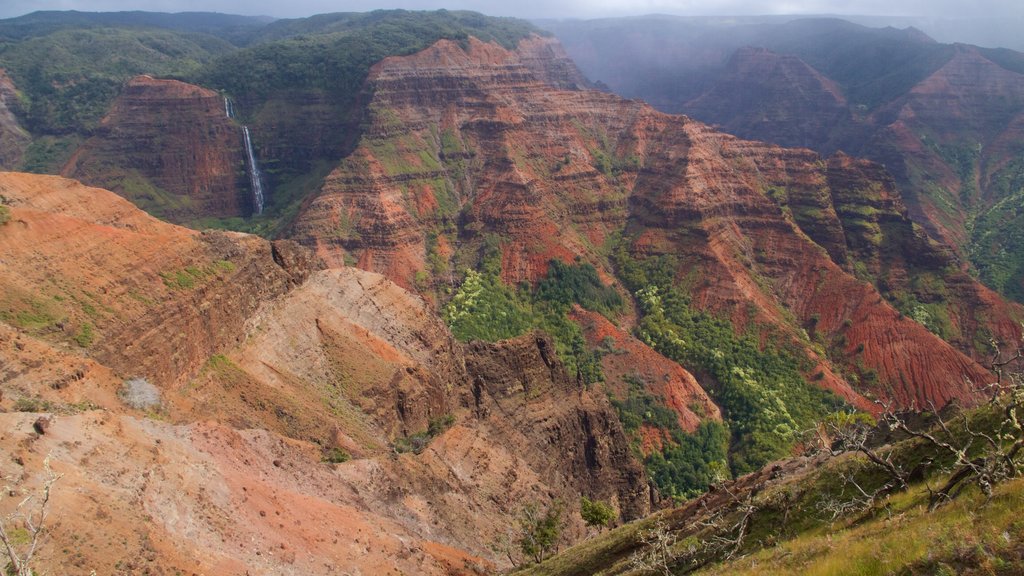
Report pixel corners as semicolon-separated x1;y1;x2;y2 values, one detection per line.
612;375;730;499
0;10;542;236
699;478;1024;576
445;267;536;341
73;322;94;348
159;260;235;290
13;397;54;413
613;245;843;475
536;260;623;320
196;11;541;118
17;134;80;172
516;393;1024;576
579;497;616;530
393;413;456;454
0;204;9;225
0;28;231;135
444;246;614;385
519;501;565;564
970;155;1024;303
321;447;351;464
0;294;62;333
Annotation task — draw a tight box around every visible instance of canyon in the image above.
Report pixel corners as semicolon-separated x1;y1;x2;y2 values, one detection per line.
1;10;1023;575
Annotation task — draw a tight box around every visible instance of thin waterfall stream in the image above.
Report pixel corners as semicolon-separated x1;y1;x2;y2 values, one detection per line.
226;97;265;216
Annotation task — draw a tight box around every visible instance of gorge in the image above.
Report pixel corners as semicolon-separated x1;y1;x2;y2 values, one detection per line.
0;9;1022;575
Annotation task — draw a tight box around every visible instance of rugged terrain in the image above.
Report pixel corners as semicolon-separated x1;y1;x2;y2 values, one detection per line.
1;10;1024;575
288;34;1015;414
0;172;648;574
62;76;249;221
545;17;1024;303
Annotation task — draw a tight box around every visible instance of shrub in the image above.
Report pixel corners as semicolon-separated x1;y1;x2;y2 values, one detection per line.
518;501;564;563
444;257;608;385
580;497;616;530
0;205;10;225
322;447;351;464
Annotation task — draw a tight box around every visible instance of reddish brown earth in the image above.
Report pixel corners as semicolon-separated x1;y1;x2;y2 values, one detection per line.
62;75;249;222
818;153;1024;360
0;172;649;574
289;35;998;412
0;68;29;169
621;40;1024;273
570;307;720;432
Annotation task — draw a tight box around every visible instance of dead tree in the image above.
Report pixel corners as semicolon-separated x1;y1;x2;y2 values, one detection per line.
881;342;1023;511
696;482;756;561
0;457;62;576
627;520;679;576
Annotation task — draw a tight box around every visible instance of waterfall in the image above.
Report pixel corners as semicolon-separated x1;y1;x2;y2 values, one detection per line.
227;96;265;216
242;126;265;216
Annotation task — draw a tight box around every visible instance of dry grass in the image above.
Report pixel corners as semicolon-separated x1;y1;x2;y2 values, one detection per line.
697;476;1024;576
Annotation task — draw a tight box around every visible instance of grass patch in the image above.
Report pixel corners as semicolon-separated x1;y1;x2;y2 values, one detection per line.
74;322;94;347
159;260;235;290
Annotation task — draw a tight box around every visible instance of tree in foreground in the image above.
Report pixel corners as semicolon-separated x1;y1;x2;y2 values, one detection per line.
518;501;564;564
0;456;62;576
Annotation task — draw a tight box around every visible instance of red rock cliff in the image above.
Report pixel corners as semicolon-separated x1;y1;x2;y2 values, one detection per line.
289;35;996;412
63;75;249;221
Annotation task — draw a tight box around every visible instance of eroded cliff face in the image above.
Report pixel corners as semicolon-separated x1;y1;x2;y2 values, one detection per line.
62;76;249;222
289;35;999;412
0;172;311;387
0;68;30;169
0;172;648;574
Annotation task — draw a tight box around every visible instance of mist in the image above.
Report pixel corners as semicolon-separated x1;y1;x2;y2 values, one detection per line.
0;0;1022;49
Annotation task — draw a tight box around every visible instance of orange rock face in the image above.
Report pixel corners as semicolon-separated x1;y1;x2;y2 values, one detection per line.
0;172;311;388
62;75;249;221
289;35;1004;412
0;171;649;574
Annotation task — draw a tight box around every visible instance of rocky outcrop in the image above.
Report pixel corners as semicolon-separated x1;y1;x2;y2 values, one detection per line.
288;35;631;282
62;75;249;221
0;172;315;387
0;68;29;169
465;333;652;520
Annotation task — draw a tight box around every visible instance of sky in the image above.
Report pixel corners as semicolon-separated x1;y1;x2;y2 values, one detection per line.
1;0;1023;20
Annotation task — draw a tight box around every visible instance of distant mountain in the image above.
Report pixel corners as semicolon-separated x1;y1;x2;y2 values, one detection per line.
542;16;1024;303
0;10;271;42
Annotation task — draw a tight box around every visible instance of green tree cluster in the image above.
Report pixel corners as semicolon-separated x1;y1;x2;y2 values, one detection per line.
518;501;563;563
613;244;843;475
444;253;614;385
612;375;730;499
